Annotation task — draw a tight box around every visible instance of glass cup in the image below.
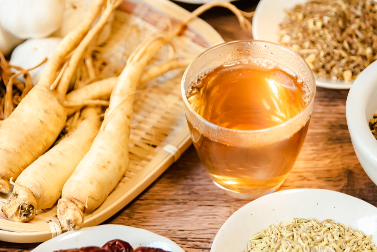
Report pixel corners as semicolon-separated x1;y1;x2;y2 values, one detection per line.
181;40;315;199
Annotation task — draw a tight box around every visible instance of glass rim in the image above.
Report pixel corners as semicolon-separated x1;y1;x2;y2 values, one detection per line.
181;39;316;134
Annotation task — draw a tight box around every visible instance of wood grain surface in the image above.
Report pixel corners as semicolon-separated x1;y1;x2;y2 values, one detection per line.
1;0;375;251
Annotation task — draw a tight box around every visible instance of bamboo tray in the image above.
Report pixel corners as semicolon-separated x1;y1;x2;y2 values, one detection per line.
0;0;224;243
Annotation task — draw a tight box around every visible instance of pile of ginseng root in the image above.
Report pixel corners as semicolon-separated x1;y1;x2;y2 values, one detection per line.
0;0;253;231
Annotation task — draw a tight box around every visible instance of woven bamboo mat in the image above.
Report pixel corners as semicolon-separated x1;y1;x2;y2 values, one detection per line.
0;0;223;243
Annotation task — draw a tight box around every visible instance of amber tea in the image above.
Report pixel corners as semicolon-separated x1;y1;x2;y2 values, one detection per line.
187;61;309;197
188;62;307;130
182;41;315;199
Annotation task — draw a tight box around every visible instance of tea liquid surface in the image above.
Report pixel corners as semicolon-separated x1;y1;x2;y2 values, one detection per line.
188;62;306;130
187;61;310;197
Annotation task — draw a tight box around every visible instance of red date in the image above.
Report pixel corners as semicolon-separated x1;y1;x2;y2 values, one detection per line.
55;239;169;252
134;247;169;252
102;239;133;252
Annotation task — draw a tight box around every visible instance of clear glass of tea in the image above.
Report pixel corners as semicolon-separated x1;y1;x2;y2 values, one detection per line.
181;40;315;199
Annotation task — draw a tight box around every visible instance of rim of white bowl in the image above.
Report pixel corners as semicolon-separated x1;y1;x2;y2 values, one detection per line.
346;60;377;161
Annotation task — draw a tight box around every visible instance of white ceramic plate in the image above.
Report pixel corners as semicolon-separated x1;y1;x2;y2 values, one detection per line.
32;225;184;252
252;0;353;89
211;189;377;252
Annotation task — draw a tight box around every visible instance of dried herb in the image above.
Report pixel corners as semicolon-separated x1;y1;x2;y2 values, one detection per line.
245;218;377;252
279;0;377;82
370;113;377;139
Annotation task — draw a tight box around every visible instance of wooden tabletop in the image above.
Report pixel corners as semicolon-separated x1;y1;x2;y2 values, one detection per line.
1;0;375;251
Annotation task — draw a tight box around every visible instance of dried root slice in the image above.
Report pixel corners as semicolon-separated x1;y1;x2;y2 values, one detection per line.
2;185;37;223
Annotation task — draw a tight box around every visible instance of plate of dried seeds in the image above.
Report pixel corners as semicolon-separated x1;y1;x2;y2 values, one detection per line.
252;0;377;89
211;189;377;252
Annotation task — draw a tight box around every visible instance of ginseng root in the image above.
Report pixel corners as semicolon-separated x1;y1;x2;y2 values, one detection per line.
0;0;115;193
1;107;101;222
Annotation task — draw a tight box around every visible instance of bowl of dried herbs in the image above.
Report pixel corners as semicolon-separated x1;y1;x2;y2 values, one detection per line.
211;189;377;252
252;0;377;89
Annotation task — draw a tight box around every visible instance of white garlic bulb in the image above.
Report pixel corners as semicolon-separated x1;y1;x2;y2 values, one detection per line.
0;0;64;39
10;38;62;85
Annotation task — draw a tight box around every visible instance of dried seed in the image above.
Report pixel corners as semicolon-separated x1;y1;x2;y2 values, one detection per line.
366;47;373;60
305;53;317;64
245;218;377;252
291;44;301;51
343;70;352;82
281;35;291;44
370;115;377;140
325;247;335;252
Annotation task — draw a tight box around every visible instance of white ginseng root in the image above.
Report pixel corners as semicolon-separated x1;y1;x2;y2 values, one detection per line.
57;39;155;230
1;107;101;222
57;1;252;231
1;0;122;217
0;0;108;194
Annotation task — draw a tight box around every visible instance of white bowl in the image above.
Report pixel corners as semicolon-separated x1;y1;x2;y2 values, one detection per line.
252;0;353;89
32;225;184;252
346;60;377;186
210;189;377;252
